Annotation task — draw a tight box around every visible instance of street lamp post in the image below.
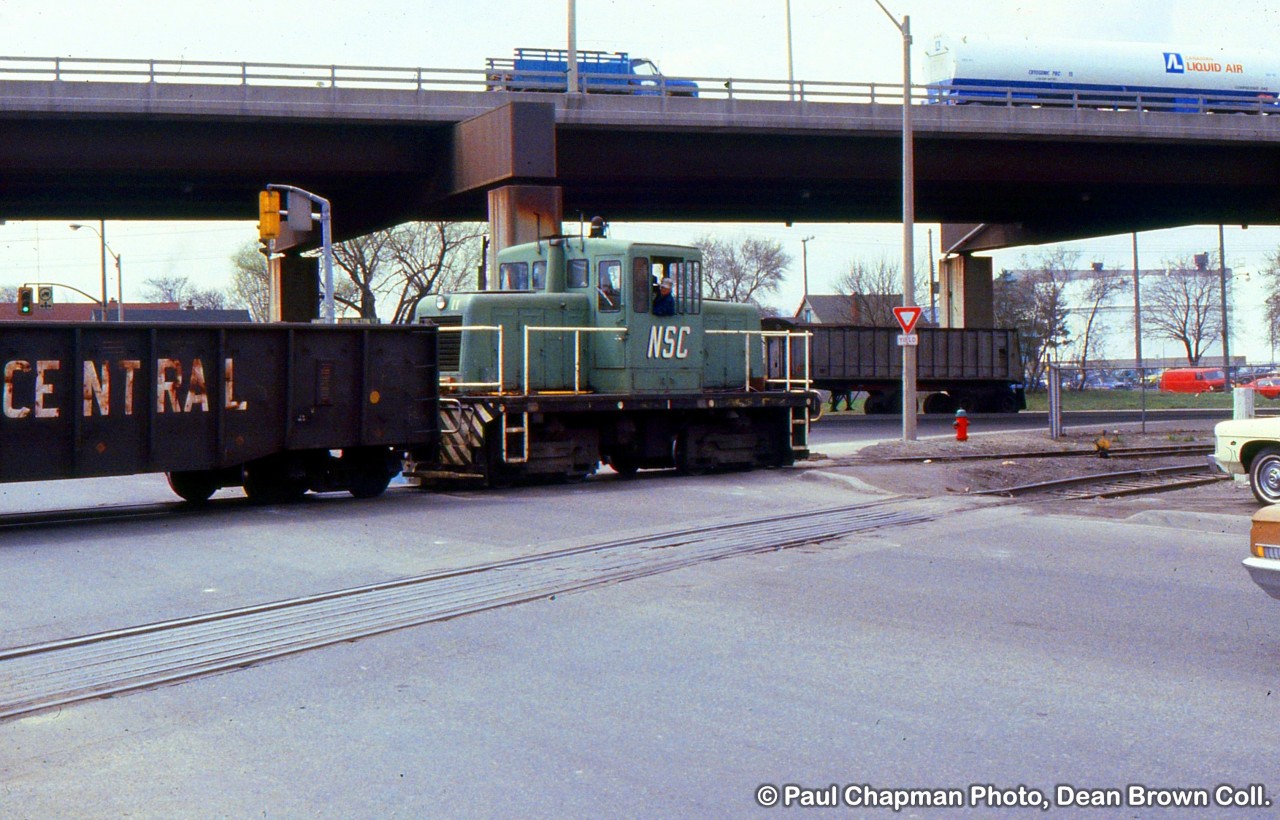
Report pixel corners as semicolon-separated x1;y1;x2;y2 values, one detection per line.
69;221;123;321
786;0;796;101
800;235;815;310
874;0;917;441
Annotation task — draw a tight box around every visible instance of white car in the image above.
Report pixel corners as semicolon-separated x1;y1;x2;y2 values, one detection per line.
1213;417;1280;504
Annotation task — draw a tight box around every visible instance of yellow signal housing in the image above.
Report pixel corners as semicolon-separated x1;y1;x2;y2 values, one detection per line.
258;190;281;240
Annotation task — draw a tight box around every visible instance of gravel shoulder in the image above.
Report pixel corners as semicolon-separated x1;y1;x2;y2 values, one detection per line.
802;420;1261;519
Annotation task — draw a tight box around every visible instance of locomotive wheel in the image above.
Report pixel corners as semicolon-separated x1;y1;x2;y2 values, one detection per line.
673;432;706;476
166;470;219;504
1251;447;1280;505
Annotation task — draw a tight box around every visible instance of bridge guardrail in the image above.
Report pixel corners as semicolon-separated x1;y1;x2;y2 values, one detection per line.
0;54;1276;115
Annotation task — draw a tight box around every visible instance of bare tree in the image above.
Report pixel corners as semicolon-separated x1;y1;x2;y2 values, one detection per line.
834;257;925;327
1143;256;1222;365
141;275;227;310
381;222;486;323
140;275;192;303
332;222;486;323
1069;270;1127;381
1260;248;1280;357
694;235;791;306
332;232;392;319
229;242;270;322
992;248;1075;388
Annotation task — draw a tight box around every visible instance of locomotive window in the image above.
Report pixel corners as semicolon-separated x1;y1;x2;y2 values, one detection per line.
676;260;703;315
532;260;547;290
632;257;650;313
567;259;589;288
597;260;622;312
499;262;529;290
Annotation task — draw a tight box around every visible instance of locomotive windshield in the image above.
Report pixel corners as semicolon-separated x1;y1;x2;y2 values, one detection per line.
498;261;547;291
567;259;589;288
597;260;622;311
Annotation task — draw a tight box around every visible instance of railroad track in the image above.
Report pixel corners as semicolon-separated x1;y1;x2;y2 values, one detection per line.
858;443;1213;464
970;463;1227;500
0;499;933;722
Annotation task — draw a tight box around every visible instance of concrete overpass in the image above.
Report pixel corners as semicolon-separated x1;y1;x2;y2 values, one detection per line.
4;63;1280;246
4;58;1280;322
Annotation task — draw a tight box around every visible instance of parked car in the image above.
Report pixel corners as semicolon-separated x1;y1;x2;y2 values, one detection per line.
1213;416;1280;504
1159;367;1226;393
1083;374;1126;390
1246;376;1280;400
1245;505;1280;599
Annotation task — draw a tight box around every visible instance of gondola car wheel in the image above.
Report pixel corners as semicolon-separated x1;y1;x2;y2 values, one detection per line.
166;470;218;504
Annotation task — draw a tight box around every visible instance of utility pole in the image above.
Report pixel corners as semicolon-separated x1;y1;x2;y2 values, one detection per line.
567;0;579;94
1219;224;1230;383
786;0;796;100
875;0;917;440
1133;232;1145;430
927;228;936;323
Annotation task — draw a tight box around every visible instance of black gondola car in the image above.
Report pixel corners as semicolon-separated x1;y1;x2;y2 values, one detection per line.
0;322;438;502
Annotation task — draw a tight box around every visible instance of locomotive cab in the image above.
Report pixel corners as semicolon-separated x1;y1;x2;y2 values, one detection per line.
417;237;764;395
410;231;807;483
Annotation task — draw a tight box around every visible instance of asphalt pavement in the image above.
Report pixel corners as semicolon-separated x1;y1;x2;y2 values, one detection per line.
2;430;1276;817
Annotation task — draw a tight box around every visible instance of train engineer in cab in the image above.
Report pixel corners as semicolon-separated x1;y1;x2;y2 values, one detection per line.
653;277;675;316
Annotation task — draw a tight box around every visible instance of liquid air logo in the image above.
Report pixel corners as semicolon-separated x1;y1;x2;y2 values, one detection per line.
1165;52;1184;73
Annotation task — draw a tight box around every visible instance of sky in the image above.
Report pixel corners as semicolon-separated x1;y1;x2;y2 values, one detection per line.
2;0;1279;360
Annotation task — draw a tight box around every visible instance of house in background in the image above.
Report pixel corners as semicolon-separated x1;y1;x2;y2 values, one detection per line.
794;293;919;326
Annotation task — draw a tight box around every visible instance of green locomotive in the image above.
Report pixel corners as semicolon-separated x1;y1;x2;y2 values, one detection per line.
408;231;812;484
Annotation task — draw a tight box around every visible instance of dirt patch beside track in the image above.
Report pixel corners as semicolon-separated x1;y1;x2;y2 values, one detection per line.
803;423;1261;518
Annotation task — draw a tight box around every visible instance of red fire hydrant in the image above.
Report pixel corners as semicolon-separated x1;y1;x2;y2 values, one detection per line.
953;408;969;442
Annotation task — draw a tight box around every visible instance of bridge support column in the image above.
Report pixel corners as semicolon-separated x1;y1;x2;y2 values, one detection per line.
268;251;319;322
938;253;993;329
486;184;562;284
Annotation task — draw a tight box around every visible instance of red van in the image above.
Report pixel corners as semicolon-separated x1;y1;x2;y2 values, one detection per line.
1158;367;1226;393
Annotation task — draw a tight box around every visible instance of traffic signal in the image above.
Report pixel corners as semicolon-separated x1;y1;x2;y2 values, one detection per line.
17;286;32;316
258;190;281;241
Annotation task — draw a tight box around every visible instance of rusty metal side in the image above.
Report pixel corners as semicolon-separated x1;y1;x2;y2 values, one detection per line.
0;322;437;484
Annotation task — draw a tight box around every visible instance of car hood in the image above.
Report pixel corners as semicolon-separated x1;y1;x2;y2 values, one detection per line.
1215;417;1280;437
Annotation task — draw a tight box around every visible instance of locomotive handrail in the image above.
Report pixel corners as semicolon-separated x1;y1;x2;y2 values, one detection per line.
707;329;812;392
522;325;627;395
436;324;504;393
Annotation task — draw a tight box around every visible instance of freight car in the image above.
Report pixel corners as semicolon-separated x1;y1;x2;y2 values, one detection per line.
408;231;813;485
926;34;1280;112
764;320;1025;415
0;322;438;503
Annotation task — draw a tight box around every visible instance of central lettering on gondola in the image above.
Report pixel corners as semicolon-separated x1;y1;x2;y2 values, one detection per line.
3;358;249;419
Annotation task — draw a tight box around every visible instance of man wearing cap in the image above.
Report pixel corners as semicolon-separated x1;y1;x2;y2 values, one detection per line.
653;277;676;316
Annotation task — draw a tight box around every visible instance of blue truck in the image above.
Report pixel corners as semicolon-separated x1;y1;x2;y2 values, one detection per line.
485;48;698;97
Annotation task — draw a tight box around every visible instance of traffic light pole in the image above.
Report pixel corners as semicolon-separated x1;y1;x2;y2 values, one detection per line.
264;184;335;324
17;281;104;314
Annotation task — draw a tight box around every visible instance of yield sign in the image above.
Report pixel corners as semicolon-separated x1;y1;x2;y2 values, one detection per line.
892;306;922;335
